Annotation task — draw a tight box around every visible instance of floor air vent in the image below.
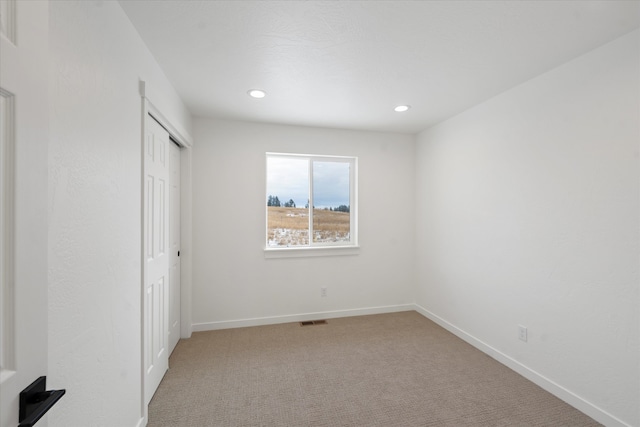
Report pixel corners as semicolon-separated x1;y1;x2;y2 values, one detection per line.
300;320;327;326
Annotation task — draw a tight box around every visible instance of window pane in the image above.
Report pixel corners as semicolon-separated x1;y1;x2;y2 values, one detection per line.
266;157;309;247
312;161;350;244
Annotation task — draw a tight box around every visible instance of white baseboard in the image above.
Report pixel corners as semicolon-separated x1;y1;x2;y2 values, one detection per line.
413;304;632;427
135;416;146;427
191;304;415;332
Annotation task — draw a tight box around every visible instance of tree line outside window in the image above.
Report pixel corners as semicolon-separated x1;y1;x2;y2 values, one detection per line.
267;195;349;212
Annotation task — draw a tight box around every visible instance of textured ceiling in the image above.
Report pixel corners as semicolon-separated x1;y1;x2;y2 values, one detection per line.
120;1;640;134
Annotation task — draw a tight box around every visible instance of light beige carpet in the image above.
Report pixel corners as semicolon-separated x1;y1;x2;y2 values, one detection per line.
148;311;601;426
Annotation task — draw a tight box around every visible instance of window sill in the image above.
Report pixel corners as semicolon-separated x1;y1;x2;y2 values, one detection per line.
264;245;360;259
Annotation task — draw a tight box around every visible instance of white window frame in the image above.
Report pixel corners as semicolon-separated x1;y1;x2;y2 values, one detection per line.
265;152;359;258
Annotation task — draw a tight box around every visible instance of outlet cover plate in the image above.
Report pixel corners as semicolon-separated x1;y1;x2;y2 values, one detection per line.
518;325;528;342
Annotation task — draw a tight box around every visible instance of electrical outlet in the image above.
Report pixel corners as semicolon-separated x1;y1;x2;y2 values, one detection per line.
518;325;528;342
321;287;327;297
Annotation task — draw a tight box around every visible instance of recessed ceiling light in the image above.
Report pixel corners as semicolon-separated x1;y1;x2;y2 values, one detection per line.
248;89;266;99
394;105;410;112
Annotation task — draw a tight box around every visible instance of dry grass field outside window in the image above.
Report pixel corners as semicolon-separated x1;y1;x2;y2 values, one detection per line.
267;207;350;246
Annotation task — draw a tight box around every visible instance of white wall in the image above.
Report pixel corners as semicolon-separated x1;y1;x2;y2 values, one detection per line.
415;30;639;427
192;119;415;328
48;2;192;426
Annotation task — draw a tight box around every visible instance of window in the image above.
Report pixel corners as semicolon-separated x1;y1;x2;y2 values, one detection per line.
266;153;357;254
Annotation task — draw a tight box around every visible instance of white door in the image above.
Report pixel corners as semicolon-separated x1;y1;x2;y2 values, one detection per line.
168;141;181;354
143;115;170;405
0;1;51;427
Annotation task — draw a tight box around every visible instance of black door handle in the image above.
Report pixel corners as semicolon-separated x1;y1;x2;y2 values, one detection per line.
18;376;65;427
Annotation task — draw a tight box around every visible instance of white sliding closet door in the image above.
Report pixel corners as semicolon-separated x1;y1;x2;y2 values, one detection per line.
168;141;181;354
143;115;170;405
